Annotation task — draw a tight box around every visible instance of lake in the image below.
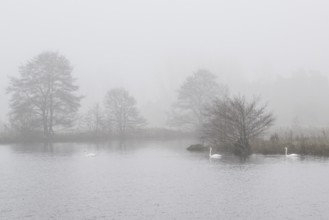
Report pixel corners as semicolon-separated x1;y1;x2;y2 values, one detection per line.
0;139;329;220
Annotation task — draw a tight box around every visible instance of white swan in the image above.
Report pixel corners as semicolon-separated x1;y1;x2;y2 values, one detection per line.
285;147;299;157
209;147;221;159
84;150;96;157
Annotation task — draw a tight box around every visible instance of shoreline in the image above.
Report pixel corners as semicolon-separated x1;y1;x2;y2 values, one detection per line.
0;131;197;145
2;132;329;157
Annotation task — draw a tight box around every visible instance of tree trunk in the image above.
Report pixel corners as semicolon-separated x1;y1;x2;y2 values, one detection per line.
42;109;49;137
49;94;54;137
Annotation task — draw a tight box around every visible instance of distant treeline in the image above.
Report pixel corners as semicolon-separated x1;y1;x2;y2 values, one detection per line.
6;52;147;140
1;51;275;157
4;51;329;157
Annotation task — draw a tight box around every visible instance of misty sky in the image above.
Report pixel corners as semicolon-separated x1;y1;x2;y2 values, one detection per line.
1;0;329;127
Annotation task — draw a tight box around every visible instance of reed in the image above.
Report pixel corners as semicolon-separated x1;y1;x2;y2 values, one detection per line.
251;129;329;156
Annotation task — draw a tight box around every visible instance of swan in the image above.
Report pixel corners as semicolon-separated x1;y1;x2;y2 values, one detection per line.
209;147;221;159
285;147;299;157
84;150;96;157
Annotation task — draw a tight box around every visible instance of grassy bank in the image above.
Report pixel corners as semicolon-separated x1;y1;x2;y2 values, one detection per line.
252;132;329;156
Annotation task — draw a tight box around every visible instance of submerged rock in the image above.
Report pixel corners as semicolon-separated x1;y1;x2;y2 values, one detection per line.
187;144;208;152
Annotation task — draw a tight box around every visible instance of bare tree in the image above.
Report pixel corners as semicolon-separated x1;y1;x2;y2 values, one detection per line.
203;96;274;156
84;103;107;137
104;88;146;137
7;51;82;137
168;69;228;132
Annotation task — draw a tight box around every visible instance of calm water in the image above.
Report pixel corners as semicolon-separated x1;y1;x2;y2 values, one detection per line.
0;139;329;220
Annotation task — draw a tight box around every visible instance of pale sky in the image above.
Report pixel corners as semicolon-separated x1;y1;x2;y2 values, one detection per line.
1;0;329;126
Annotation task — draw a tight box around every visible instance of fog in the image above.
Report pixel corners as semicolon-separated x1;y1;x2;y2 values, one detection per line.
1;0;329;127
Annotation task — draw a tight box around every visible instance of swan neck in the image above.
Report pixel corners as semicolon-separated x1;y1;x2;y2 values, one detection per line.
285;148;287;156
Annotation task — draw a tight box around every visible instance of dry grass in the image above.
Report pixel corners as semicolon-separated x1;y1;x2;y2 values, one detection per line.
252;129;329;156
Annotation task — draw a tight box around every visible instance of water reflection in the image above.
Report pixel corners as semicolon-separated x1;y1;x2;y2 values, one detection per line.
1;140;329;220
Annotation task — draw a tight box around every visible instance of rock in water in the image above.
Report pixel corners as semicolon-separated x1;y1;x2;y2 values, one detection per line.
187;144;207;152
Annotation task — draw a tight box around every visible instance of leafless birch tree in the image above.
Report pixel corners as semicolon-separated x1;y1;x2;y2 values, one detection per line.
84;103;107;136
104;88;146;138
